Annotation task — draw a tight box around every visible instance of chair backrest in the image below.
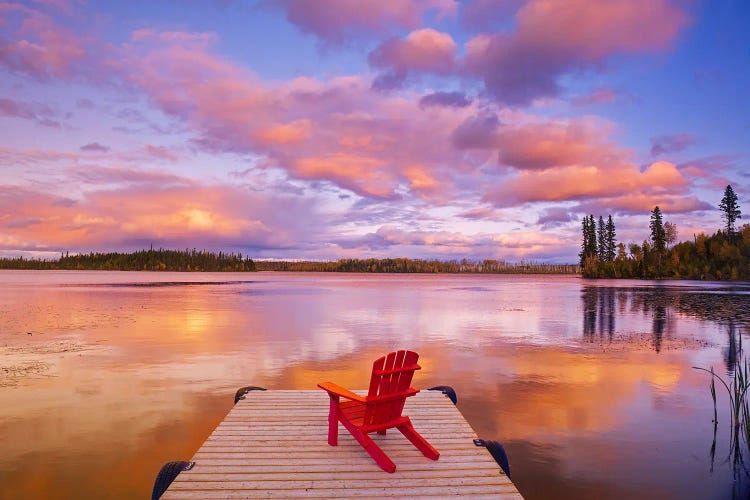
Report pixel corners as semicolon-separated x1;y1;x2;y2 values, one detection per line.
363;350;421;427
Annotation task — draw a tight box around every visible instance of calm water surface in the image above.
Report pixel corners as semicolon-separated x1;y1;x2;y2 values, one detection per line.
1;271;749;499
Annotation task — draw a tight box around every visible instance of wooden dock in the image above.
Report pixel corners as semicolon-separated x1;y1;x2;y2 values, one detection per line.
161;389;522;498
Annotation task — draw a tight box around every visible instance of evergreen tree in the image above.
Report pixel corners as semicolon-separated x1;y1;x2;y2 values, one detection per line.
605;215;616;262
580;215;598;266
649;206;666;276
597;216;606;261
719;185;742;236
579;216;589;266
587;215;597;259
650;206;666;252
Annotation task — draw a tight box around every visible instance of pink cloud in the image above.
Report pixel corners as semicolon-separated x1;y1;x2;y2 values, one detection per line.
453;113;621;170
369;29;457;88
0;146;80;165
144;145;180;162
254;119;312;146
495;118;619;170
294;154;396;199
463;0;688;104
271;0;457;43
0;3;88;80
121;32;479;200
577;194;712;215
0;183;323;253
484;161;692;208
338;224;566;258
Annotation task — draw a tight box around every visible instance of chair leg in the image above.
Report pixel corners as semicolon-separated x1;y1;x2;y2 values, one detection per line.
327;395;339;446
355;430;396;473
339;416;396;473
398;422;439;460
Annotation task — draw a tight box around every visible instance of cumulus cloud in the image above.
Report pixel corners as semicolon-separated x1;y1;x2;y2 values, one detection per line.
119;32;482;200
369;29;458;89
270;0;457;43
357;0;687;105
464;0;688;105
0;183;324;254
484;162;691;207
452;113;620;170
0;3;715;262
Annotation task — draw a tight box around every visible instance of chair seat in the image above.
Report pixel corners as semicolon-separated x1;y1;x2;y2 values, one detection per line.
339;400;366;426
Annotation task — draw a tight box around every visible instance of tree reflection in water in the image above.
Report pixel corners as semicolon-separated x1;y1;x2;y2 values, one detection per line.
581;284;749;373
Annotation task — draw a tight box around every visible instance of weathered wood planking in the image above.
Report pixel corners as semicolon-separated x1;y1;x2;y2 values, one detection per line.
162;390;522;499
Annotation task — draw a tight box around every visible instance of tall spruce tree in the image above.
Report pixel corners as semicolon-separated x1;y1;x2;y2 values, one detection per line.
587;215;598;260
605;215;616;262
650;206;666;252
597;216;606;261
719;185;742;236
579;216;588;266
579;215;598;266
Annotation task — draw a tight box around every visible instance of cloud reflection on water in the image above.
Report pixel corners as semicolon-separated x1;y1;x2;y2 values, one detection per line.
0;273;747;499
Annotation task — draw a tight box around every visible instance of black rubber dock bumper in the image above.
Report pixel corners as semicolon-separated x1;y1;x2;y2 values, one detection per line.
151;461;195;500
474;439;512;478
428;385;458;405
234;385;267;404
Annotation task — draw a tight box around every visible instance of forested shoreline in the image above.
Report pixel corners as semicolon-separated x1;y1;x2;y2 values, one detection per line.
581;185;749;280
0;248;257;272
255;258;579;274
0;251;579;274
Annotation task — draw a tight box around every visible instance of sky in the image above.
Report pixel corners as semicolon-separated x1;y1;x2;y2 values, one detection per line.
1;0;749;263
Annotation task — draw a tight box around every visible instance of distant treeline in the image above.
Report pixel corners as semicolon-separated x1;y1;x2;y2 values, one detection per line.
256;258;580;274
0;248;257;272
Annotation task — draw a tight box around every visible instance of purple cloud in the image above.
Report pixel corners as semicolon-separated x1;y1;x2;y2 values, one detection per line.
0;98;60;127
537;207;576;228
650;134;697;156
80;142;110;153
270;0;457;44
419;91;471;108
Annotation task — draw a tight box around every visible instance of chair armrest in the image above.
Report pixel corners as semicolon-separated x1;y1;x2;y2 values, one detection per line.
317;382;366;402
367;387;419;403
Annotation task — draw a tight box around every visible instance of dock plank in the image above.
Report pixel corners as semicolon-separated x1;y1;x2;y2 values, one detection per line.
162;390;522;499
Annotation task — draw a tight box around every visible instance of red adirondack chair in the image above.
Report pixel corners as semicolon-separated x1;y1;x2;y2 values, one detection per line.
318;350;439;473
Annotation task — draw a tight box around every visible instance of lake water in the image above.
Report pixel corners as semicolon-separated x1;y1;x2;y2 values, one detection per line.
1;271;749;499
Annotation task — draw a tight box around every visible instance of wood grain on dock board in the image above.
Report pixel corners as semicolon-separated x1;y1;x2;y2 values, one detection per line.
162;390;522;499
